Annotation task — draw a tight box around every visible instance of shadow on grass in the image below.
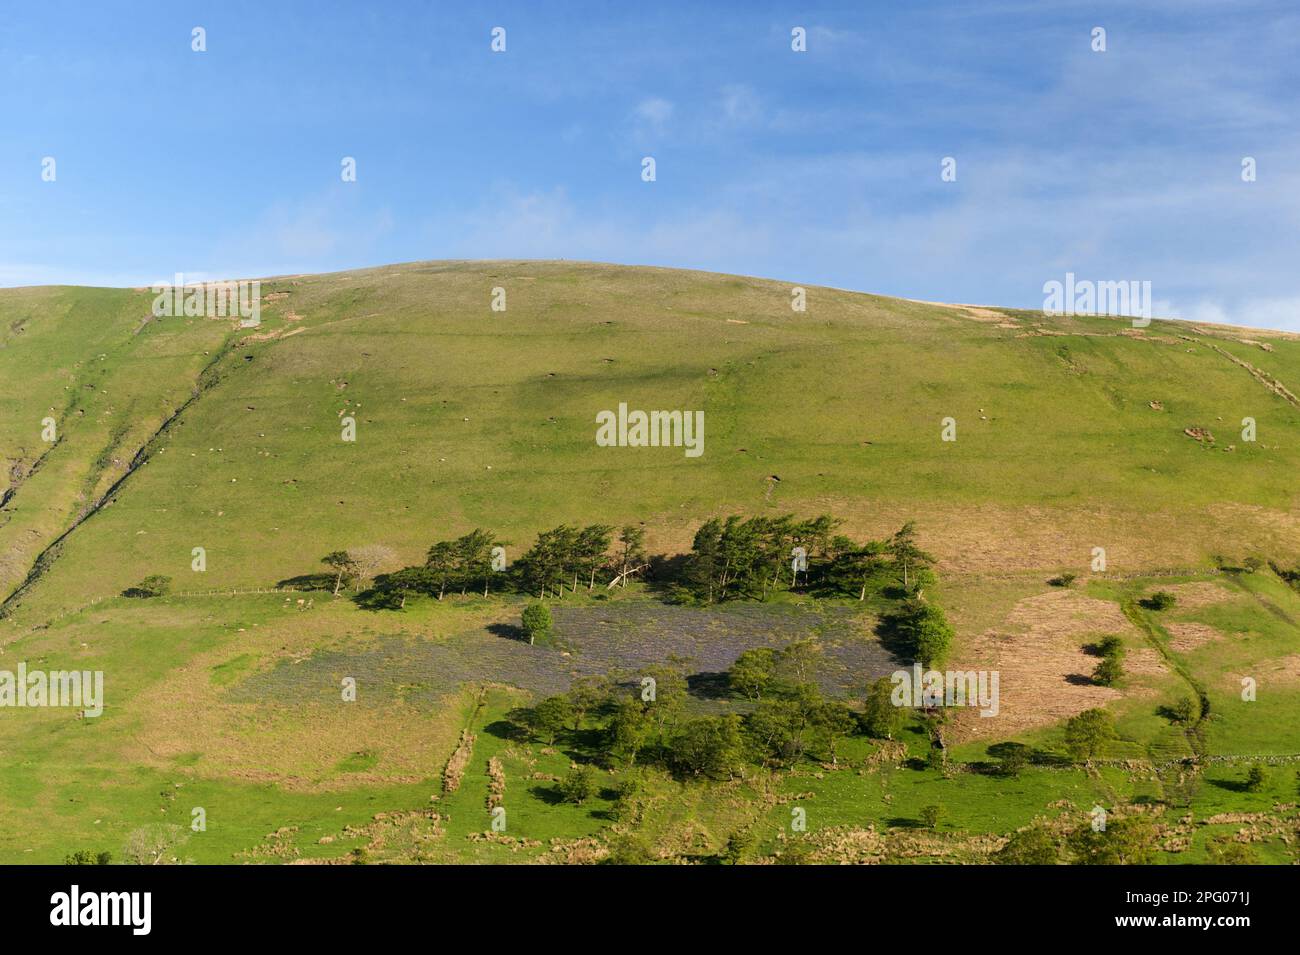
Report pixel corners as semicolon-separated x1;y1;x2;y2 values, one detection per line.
686;671;732;700
275;573;336;591
487;622;528;642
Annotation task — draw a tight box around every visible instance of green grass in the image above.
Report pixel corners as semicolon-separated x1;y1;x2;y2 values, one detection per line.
3;261;1300;864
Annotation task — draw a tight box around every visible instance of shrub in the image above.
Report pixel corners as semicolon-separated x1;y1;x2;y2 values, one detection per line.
997;825;1058;864
1168;697;1197;724
64;849;112;865
123;574;171;598
1095;635;1124;657
920;804;943;829
1092;638;1125;687
1207;836;1256;864
1143;591;1176;611
1048;573;1077;588
1245;765;1266;793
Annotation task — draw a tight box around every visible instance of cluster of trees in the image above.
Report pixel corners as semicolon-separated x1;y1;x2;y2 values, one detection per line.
322;525;650;609
508;642;867;784
998;813;1159;865
682;518;934;603
314;515;936;609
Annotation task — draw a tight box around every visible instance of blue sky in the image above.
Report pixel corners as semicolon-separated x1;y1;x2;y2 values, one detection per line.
3;0;1298;328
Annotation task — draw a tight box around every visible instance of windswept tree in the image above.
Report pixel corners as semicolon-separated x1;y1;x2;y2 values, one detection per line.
886;521;935;592
613;524;648;588
424;540;458;599
322;551;358;596
577;524;615;590
377;566;434;609
454;528;499;596
830;536;889;600
519;525;578;598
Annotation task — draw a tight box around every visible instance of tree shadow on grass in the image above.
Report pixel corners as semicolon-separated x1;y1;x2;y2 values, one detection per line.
487;622;527;642
1207;777;1253;794
483;718;527;742
276;573;336;591
528;784;567;806
686;671;732;700
885;817;927;830
872;613;914;664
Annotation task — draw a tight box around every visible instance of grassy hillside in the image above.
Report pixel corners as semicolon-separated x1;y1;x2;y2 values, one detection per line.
2;261;1299;864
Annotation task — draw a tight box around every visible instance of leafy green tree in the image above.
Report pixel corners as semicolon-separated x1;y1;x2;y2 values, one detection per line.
1068;814;1157;865
988;741;1031;777
728;647;777;701
920;804;943;829
1168;696;1197;724
606;697;653;767
1063;708;1116;764
566;675;612;731
529;696;573;744
891;599;954;667
519;525;579;598
861;676;905;740
773;639;822;690
745;683;823;767
665;715;744;780
996;825;1059;864
684;518;724;601
813;701;857;765
521;601;553;646
641;659;690;739
1092;653;1124;687
721;828;754;865
558;765;597;804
